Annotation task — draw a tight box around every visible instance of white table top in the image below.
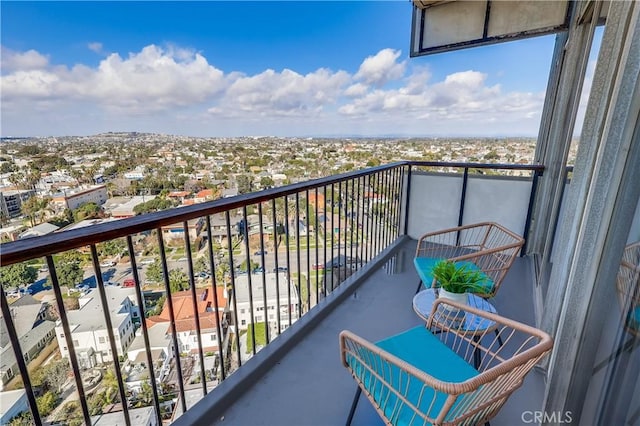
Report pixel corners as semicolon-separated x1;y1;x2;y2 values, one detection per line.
413;288;497;332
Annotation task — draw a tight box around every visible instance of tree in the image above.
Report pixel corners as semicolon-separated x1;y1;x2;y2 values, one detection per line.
259;176;274;189
146;260;163;283
32;359;69;394
37;390;59;417
0;263;37;289
236;174;252;194
169;269;189;293
48;251;84;288
194;256;209;273
72;202;101;222
102;369;120;404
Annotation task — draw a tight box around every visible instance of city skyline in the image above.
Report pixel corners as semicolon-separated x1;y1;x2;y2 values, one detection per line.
1;1;600;138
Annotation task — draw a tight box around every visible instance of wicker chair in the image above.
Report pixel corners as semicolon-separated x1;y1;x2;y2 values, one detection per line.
616;241;640;338
414;222;525;297
340;299;553;426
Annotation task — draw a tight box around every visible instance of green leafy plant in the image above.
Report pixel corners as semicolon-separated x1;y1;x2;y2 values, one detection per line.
431;260;487;294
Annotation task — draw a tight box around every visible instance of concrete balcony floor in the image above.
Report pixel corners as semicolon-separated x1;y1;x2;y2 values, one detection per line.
203;238;545;426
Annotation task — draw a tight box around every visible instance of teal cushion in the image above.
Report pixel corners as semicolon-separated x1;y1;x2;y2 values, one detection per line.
627;306;640;330
348;326;479;425
413;257;494;296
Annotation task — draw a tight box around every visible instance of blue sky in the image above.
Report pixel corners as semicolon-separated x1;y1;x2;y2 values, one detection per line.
1;1;598;138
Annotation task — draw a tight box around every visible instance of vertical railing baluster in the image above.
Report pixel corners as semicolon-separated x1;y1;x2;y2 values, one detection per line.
404;165;412;236
258;203;269;345
338;180;343;285
183;222;207;395
364;174;371;263
373;173;381;258
305;190;311;309
330;183;335;292
46;254;92;425
359;176;365;268
295;193;303;316
384;169;392;247
396;166;403;239
241;206;256;355
380;170;389;249
127;236;162;424
271;199;282;336
314;187;320;304
349;177;355;271
90;244;131;426
0;287;42;426
284;197;293;327
224;211;242;368
157;230;187;413
204;216;226;382
323;186;328;298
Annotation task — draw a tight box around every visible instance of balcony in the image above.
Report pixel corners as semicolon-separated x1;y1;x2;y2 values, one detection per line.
0;161;544;425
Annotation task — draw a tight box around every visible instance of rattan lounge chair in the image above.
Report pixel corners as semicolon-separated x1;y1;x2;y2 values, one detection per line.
414;222;525;297
616;241;640;338
340;299;553;425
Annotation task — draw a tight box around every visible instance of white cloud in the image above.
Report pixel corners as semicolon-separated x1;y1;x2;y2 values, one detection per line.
1;47;49;71
354;48;406;87
1;44;227;112
1;46;546;136
88;42;103;54
344;83;369;97
210;67;350;117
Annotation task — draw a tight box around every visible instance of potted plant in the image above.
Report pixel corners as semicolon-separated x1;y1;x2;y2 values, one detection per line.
431;259;487;306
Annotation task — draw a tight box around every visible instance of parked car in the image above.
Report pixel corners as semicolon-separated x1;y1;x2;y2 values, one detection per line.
253;266;264;273
100;261;116;268
254;250;267;256
140;259;155;265
273;266;288;272
312;263;325;270
122;278;135;287
177;257;188;262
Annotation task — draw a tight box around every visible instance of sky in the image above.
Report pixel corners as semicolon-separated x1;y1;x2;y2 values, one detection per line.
1;1;600;138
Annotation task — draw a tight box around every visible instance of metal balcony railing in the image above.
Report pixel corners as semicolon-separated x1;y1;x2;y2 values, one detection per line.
0;161;544;425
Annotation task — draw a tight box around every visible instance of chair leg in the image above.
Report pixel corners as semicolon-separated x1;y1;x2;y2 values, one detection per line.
415;280;423;294
346;386;362;426
494;329;504;346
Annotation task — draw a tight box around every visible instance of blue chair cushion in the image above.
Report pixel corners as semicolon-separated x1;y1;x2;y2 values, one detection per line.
413;257;494;296
627;306;640;330
348;326;479;425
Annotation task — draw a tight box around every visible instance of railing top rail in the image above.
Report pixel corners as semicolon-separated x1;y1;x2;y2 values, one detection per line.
406;160;545;171
0;162;405;265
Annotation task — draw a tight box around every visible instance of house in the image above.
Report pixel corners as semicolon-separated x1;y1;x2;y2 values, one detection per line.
208;213;239;244
0;321;56;390
0;295;55;390
0;190;35;219
146;287;228;355
50;184;107;211
108;196;157;218
231;272;299;332
194;189;215;203
0;389;28;424
18;222;59;239
161;217;204;241
55;287;140;368
126;323;173;390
